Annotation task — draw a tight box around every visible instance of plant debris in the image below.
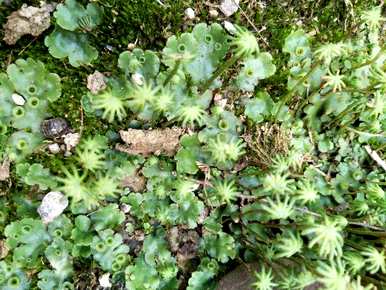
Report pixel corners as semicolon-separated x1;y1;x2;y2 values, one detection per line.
3;3;56;45
116;128;185;156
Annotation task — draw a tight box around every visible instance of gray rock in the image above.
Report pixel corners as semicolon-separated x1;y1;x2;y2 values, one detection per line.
0;159;10;181
37;191;68;224
220;0;239;17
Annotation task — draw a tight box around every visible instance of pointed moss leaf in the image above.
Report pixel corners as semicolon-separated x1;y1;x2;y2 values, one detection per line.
235;53;276;91
54;0;103;31
184;23;229;83
244;91;274;123
45;28;98;67
118;48;160;80
7;58;61;102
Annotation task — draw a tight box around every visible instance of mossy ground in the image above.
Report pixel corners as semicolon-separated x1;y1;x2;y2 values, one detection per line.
0;0;381;285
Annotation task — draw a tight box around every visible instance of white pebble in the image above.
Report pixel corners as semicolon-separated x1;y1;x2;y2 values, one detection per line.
48;143;61;154
127;43;136;50
99;273;112;288
209;9;219;18
63;132;80;151
220;0;239;17
11;93;26;106
185;7;195;20
37;191;68;224
131;73;144;86
223;21;237;34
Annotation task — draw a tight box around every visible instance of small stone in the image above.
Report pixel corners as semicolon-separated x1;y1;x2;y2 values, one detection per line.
209;9;219;18
87;71;107;95
63;132;80;151
11;93;26;106
120;203;131;214
99;273;112;288
220;0;239;17
0;159;10;181
37;191;68;224
127;43;136;50
131;73;144;86
223;21;237;34
3;3;56;45
184;8;195;20
48;143;61;154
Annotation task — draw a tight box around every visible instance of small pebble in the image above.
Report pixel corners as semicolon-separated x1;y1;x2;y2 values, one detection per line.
220;0;239;17
11;93;26;106
184;7;195;20
37;191;68;224
131;73;144;86
63;132;80;151
209;9;219;18
127;43;136;50
99;273;112;288
120;203;131;213
223;21;237;34
48;143;61;154
87;71;107;95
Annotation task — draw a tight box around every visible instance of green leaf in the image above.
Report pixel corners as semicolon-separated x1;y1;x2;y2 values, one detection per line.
202;232;236;263
54;0;103;31
283;30;311;63
118;48;160;80
16;163;57;190
45;28;98;67
90;204;125;231
7;58;61;102
235;53;276;91
244;91;274;123
175;135;201;174
184;23;229;83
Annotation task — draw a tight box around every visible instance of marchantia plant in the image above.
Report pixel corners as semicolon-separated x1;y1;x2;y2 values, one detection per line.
0;1;386;290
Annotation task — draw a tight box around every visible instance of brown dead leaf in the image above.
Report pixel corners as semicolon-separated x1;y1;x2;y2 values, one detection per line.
121;171;146;192
3;3;56;45
116;128;185;156
0;240;9;259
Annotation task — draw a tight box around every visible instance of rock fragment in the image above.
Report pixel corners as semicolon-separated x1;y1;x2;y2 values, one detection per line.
0;160;10;181
37;191;68;224
185;8;195;20
220;0;239;17
87;71;107;95
99;273;112;288
3;3;56;45
11;93;26;106
63;132;81;151
116;128;185;156
48;143;61;154
121;171;146;192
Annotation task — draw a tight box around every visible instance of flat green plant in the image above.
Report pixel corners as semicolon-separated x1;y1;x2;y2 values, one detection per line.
0;3;386;290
